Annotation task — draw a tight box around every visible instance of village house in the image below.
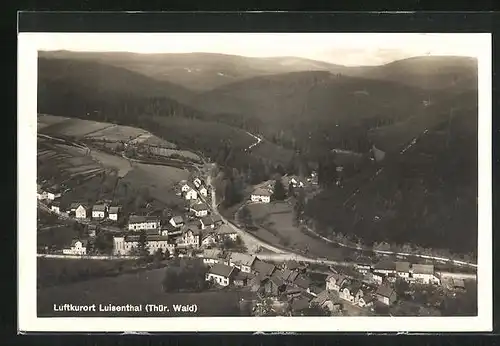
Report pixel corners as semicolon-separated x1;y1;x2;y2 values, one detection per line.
211;214;223;227
284;260;307;273
201;232;218;248
180;180;190;192
184;187;198;200
264;274;287;296
411;264;440;285
395;261;411;279
250;188;272;203
201;248;226;266
113;234;175;256
62;239;88;255
284;175;305;188
50;201;61;214
229;252;257;273
128;215;161;231
326;273;349;292
198;185;208;197
363;272;383;285
205;263;237;287
200;216;215;230
312;290;343;315
216;224;238;241
358;293;376;308
87;224;97;238
190;203;209;217
339;280;364;304
45;187;62;201
373;261;397;276
277;269;300;284
375;285;397;306
37;185;47;200
451;278;466;291
169;215;184;228
249;275;265;292
193;177;203;189
69;203;88;219
108;206;121;221
234;272;253;287
354;259;372;274
293;274;312;291
177;227;201;248
253;259;276;277
92;204;107;220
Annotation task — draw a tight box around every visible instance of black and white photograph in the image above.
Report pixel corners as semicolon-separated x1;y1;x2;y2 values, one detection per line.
18;32;492;332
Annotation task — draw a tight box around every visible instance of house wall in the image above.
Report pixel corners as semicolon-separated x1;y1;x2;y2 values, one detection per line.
62;242;86;255
397;271;410;279
128;221;160;231
206;273;230;286
373;269;396;275
251;195;270;203
194;210;208;217
181;185;190;192
412;273;439;285
113;238;174;256
377;295;390;306
75;206;87;219
185;190;198;200
92;211;105;219
109;213;118;221
51;206;60;213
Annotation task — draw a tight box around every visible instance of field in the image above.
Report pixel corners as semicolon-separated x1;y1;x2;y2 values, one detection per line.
120;163;189;204
37;114;68;130
38;267;254;317
37;140;104;180
245;201;350;260
37;223;85;249
38;117;111;137
147;146;201;162
88;149;132;177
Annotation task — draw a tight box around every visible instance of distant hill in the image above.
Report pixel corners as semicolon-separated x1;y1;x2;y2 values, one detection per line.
38;51;348;91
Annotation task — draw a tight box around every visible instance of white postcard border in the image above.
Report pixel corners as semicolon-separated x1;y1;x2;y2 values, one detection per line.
18;32;492;332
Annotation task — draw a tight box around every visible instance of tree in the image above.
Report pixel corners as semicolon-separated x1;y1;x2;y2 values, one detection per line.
137;230;149;257
272;179;286;201
239;207;253;227
154;248;165;262
94;231;114;254
288;182;295;197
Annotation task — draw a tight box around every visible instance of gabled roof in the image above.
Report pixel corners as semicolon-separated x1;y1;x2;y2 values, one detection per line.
217;224;237;235
343;280;363;294
253;259;276;276
70;239;88;247
70;202;86;209
374;260;396;271
212;214;223;223
293;275;312;289
412;264;434;275
208;263;235;278
201;216;214;225
313;290;336;305
92;205;106;212
203;248;223;259
326;273;347;285
285;260;301;271
252;188;271;197
191;203;208;211
108;206;121;214
376;285;395;298
129;215;160;224
395;261;411;273
229;252;256;267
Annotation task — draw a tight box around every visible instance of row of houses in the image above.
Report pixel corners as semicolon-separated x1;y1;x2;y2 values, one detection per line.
178;177;209;201
48;201;122;222
356;259;441;285
250;172;319;204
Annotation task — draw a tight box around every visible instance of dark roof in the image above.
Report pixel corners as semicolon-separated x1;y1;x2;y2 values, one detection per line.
344;280;363;294
395;261;411;272
201;216;214;225
294;275;312;289
191;203;208;211
313;290;335;305
327;273;347;285
253;260;276;276
70;202;86;209
412;264;434;275
108;206;121;214
146;229;161;236
212;215;223;223
278;269;293;281
285;260;301;271
218;224;237;235
129;215;160;224
269;275;286;287
376;285;395;298
70;239;88;247
291;297;311;311
252;188;271;197
374;261;396;271
147;235;170;242
51;201;61;206
309;285;323;295
452;278;466;288
208;263;235;278
93;205;106;212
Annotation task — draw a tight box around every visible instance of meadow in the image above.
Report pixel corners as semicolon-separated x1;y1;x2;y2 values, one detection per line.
37;266;253;317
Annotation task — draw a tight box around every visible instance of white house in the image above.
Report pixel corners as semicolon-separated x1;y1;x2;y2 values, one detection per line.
325;273;348;292
202;248;225;265
45;188;62;201
193;177;203;188
108;206;121;221
251;188;271;203
37;186;47;200
217;224;238;241
201;232;217;248
63;239;88;255
128;215;161;231
228;252;256;273
395;261;411;279
176;227;201;248
200;216;215;230
205;263;236;287
92;204;107;220
411;264;440;285
198;185;208;197
113;235;175;256
180;181;190;192
190;203;209;217
50;201;61;214
70;203;88;219
169;215;184;228
184;188;198;200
